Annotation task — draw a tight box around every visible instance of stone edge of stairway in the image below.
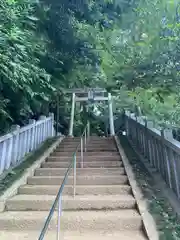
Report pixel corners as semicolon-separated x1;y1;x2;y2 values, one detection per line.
0;137;64;212
114;136;159;240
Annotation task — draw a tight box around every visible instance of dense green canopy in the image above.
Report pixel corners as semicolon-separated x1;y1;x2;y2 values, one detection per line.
0;0;180;133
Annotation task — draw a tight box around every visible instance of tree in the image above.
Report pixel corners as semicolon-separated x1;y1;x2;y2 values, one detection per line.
1;0;180;134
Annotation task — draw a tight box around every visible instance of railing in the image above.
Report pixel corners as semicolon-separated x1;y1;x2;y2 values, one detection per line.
38;123;89;240
124;111;180;199
0;113;55;175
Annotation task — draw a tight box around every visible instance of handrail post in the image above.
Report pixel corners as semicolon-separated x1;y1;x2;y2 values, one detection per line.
87;121;90;139
85;128;87;152
108;93;115;136
69;93;75;136
81;137;83;168
73;154;77;198
57;195;62;240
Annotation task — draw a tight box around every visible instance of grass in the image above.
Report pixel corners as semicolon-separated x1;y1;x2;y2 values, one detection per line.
0;137;57;196
119;135;180;240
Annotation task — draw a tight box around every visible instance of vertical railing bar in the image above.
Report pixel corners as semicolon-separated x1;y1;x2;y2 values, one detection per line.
0;141;7;174
73;154;76;198
174;153;180;199
144;119;148;158
6;137;13;170
148;136;153;166
164;146;172;189
159;141;165;178
153;137;157;168
140;127;142;152
171;151;180;198
152;137;156;169
87;121;90;140
156;139;160;172
81;137;83;168
85;129;87;152
151;137;156;168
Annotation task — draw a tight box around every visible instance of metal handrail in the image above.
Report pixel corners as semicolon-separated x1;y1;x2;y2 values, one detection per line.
38;123;90;240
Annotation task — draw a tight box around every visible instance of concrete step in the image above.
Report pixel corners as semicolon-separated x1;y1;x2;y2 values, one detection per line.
89;137;114;141
18;184;131;195
57;147;117;152
64;137;114;141
47;155;121;162
6;194;136;211
56;148;118;152
0;210;142;231
52;151;119;157
57;143;117;147
0;136;149;239
59;143;116;147
58;140;116;145
56;149;118;153
0;230;147;240
34;167;125;176
27;175;128;185
87;141;115;144
42;161;123;168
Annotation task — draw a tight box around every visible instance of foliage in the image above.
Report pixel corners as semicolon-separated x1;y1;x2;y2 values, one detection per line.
108;0;180;126
0;0;180;133
0;0;52;131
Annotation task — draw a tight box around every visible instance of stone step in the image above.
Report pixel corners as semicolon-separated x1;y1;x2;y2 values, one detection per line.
0;210;142;231
57;140;116;145
87;141;115;144
0;230;147;240
88;138;114;141
56;149;118;153
47;155;121;162
41;161;123;168
61;141;115;146
60;141;116;148
88;136;113;139
27;175;128;185
52;151;119;157
34;167;125;176
56;148;118;152
64;137;114;141
59;143;116;147
57;143;116;147
18;184;131;195
0;136;149;239
6;194;136;211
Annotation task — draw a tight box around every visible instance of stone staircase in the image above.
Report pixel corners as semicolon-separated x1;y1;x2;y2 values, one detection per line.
0;136;147;239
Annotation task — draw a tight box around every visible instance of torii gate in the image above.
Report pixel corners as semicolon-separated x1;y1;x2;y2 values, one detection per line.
66;88;115;136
